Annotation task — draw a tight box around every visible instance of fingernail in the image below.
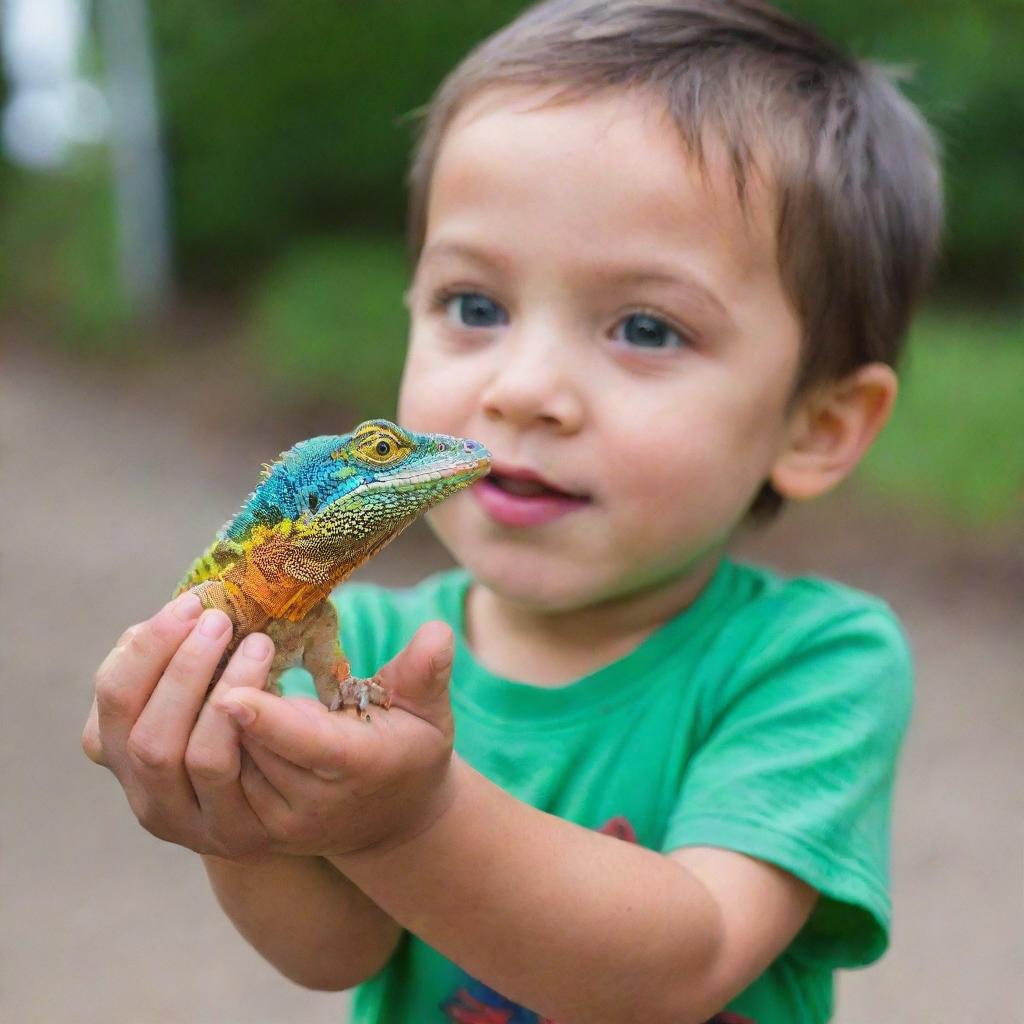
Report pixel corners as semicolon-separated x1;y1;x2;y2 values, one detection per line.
241;633;272;660
218;697;256;726
198;609;230;638
171;591;203;621
431;639;455;674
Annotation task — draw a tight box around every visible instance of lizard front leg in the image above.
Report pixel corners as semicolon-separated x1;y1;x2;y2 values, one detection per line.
283;599;392;718
188;580;305;696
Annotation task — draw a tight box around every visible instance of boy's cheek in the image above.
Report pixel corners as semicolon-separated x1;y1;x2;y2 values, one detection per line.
397;337;458;430
398;362;480;439
396;381;433;436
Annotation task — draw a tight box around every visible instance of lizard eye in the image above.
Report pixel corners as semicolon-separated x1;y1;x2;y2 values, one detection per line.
353;427;409;466
352;423;412;466
307;492;319;513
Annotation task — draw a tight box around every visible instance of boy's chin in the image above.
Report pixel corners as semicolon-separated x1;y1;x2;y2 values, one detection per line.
459;536;728;618
466;556;638;615
480;576;593;614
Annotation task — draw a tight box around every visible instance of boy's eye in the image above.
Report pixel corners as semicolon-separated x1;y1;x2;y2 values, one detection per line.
615;313;685;349
444;292;508;328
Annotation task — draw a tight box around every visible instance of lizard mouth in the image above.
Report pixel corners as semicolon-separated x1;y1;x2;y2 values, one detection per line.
310;454;491;533
376;455;492;490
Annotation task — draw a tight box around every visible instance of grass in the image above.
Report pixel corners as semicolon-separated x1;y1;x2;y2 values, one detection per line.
858;309;1024;526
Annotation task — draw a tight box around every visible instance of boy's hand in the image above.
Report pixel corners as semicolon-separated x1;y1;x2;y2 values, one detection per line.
215;621;457;859
82;591;275;861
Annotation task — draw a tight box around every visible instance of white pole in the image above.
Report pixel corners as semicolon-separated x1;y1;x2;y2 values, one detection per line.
96;0;173;315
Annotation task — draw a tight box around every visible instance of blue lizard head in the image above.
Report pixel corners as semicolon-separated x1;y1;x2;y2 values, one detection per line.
224;420;490;550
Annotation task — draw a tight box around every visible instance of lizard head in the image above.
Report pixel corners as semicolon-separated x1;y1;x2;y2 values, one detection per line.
236;420;490;557
317;419;491;532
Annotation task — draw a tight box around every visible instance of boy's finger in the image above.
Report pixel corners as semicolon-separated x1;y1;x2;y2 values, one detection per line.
187;632;279;853
95;593;204;765
215;690;362;778
240;735;313;802
128;608;233;778
82;698;106;765
195;769;272;860
188;632;276;786
373;621;454;723
239;746;294;831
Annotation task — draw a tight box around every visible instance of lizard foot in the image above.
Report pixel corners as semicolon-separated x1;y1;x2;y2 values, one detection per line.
328;675;393;721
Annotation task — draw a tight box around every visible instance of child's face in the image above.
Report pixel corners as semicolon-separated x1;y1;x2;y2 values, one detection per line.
399;87;804;611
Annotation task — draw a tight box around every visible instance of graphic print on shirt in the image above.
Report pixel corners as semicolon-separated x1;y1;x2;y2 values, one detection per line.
440;817;756;1024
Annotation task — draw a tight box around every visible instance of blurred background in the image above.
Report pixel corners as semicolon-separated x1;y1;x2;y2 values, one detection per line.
2;1;1020;1021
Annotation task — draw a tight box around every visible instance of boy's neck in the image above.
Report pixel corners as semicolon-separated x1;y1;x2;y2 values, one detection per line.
463;555;722;688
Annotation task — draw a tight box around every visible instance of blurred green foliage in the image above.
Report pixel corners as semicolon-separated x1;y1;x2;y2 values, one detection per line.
860;310;1024;525
251;235;409;418
149;1;527;282
146;0;1023;297
782;0;1024;299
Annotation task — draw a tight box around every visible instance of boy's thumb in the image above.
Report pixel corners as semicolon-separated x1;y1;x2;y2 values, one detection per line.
375;620;454;728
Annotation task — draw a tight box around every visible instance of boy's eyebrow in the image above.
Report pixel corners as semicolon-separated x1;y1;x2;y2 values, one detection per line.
418;240;511;273
601;267;732;319
419;240;732;324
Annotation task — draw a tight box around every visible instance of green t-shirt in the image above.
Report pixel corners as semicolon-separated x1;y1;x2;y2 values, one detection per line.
281;557;912;1024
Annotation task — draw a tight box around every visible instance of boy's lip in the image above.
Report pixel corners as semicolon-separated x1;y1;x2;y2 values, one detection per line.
488;462;587;496
472;461;591;527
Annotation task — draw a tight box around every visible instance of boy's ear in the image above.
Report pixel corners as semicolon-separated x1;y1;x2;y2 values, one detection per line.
770;362;898;502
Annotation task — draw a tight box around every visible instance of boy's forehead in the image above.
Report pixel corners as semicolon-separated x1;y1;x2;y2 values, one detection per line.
425;85;782;289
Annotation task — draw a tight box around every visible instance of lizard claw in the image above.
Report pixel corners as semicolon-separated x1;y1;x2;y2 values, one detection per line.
329;675;393;720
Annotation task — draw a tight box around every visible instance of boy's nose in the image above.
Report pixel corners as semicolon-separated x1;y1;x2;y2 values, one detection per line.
479;334;584;433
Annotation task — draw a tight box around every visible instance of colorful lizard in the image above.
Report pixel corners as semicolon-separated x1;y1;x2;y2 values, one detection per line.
174;419;490;715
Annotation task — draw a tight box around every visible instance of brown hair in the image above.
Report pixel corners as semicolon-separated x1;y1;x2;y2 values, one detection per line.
406;0;943;516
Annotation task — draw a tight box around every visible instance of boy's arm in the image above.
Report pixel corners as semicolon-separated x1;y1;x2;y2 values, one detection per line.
82;594;400;991
203;853;401;990
331;759;816;1024
222;625;817;1024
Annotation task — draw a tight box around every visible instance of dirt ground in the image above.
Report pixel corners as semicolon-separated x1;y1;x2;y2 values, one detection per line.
3;330;1020;1023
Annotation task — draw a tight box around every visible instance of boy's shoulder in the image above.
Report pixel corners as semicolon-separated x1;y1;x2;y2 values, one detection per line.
694;559;914;740
723;555;911;659
724;555;897;611
715;557;909;655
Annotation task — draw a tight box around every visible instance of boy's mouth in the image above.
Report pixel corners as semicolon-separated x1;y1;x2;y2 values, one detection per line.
474;464;590;527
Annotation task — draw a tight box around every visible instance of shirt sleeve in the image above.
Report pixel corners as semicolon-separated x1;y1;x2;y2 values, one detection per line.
662;596;914;969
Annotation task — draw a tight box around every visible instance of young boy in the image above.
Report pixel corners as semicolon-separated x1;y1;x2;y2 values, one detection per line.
82;1;942;1021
